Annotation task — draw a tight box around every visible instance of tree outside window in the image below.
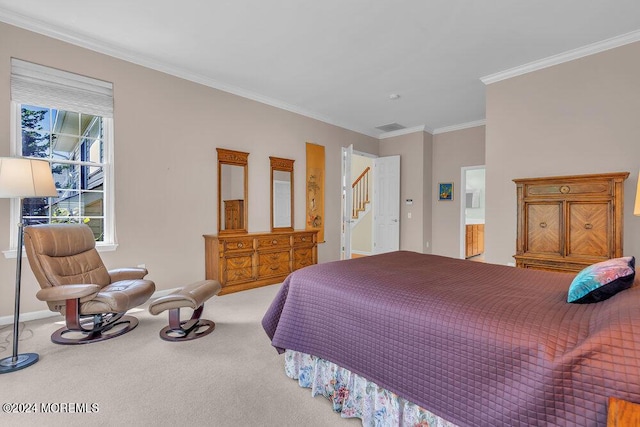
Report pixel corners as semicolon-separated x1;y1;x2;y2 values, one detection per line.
20;105;105;241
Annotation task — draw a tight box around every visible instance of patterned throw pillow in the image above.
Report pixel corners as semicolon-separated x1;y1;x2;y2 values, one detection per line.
567;256;635;304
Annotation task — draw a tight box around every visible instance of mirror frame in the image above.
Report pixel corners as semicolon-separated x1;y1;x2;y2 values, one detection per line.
217;148;249;235
270;156;294;232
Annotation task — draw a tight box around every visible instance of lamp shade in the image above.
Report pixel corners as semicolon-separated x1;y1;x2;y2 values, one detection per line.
635;171;640;216
0;157;57;199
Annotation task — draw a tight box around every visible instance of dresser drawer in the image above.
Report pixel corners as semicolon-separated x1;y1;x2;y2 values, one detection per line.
257;251;290;278
525;181;611;197
222;237;254;252
256;235;290;249
515;256;587;274
292;232;315;246
223;254;253;270
223;252;253;284
257;262;290;278
257;250;290;265
225;267;254;284
293;248;314;270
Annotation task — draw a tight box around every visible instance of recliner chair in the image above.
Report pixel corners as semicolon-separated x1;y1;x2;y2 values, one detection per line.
24;223;155;345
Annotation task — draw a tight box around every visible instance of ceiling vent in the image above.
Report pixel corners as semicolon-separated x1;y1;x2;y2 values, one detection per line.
375;122;405;133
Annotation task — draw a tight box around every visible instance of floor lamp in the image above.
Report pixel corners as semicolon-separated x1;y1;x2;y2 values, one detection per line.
0;157;57;374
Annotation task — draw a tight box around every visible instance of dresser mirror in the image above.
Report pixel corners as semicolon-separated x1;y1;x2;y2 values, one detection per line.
270;156;294;231
217;148;249;234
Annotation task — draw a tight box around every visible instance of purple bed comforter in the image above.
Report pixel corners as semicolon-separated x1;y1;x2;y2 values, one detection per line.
262;251;640;426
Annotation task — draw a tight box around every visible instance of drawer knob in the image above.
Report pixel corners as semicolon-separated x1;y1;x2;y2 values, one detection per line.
560;185;570;194
539;222;547;228
237;242;243;248
272;239;278;245
301;237;306;242
584;223;593;230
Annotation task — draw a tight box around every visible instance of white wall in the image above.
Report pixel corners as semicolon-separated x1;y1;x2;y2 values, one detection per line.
485;41;640;266
0;22;379;317
379;132;431;253
431;126;486;258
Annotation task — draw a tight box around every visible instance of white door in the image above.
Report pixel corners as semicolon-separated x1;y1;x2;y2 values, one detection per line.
340;145;353;260
373;155;400;253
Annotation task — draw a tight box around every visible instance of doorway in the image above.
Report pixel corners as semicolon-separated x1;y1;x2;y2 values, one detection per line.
341;146;400;260
460;166;486;260
349;152;374;257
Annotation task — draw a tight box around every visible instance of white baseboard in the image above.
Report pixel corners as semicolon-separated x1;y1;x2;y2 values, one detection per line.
0;287;181;326
0;310;59;326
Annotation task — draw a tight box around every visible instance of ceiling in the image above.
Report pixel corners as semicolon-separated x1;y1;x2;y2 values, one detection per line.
2;1;640;138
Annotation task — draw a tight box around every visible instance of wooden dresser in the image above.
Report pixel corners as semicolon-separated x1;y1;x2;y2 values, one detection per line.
513;172;628;273
465;224;484;258
204;230;318;294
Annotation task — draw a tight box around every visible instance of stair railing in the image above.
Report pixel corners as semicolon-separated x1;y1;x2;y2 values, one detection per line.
352;167;370;219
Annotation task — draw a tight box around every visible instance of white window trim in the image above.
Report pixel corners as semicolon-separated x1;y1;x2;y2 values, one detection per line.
3;244;118;260
3;101;117;259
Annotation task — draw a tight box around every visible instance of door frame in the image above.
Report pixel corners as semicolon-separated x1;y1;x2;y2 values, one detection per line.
459;165;485;259
341;147;378;260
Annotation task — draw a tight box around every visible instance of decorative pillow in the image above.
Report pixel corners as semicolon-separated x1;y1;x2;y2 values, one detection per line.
567;256;635;304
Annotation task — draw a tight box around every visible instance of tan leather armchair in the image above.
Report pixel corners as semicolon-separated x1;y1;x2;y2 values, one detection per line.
24;224;155;345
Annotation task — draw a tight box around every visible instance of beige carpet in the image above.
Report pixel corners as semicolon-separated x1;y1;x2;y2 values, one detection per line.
0;284;360;427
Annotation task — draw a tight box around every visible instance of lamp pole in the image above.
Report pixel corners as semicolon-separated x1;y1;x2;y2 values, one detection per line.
0;157;57;374
0;198;39;373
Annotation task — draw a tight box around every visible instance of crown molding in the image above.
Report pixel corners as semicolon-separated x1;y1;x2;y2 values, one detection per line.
377;119;488;139
0;9;380;139
481;29;640;85
433;119;486;135
378;125;430;140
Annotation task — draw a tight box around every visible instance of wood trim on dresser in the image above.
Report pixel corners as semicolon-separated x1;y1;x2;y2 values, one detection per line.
204;230;318;295
513;172;629;274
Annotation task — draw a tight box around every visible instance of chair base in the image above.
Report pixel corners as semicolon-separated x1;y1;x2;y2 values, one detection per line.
52;315;139;345
159;317;216;342
0;353;39;374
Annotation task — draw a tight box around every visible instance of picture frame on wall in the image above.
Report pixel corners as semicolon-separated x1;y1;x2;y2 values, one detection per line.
438;182;454;201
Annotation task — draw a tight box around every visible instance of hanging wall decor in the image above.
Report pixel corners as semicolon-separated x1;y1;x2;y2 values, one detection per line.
306;142;325;242
438;182;454;201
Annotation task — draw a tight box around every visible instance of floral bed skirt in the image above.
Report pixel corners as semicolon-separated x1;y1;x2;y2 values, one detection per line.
284;350;458;427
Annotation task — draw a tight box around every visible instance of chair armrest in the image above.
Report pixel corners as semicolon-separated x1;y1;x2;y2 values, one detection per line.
108;267;148;282
36;284;101;302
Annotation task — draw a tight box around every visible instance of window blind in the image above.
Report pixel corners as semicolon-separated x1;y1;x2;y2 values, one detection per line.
10;58;113;118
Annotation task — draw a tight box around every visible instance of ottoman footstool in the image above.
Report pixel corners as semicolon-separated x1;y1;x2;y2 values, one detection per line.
148;280;221;341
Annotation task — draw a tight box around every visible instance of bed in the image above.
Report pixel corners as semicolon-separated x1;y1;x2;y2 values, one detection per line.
262;251;640;426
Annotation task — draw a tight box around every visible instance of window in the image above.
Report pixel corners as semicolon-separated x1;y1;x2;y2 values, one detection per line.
19;105;109;239
8;59;115;253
